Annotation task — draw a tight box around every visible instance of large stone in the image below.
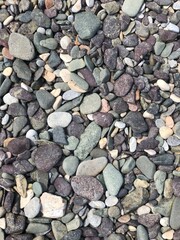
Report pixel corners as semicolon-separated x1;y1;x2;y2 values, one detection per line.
122;0;144;17
76;157;108;176
74;122;101;160
71;176;104;201
170;197;180;230
80;93;101;114
121;188;149;213
74;12;101;39
8;33;35;60
136;156;156;179
40;192;67;218
103;163;123;196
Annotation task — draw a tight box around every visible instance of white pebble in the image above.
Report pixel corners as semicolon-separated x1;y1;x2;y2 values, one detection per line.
0;104;8;111
105;196;118;207
86;0;94;7
37;27;46;34
3;93;18;105
144;149;156;156
168;60;177;68
137;205;150;215
162;230;174;240
162;140;169;151
1;114;9;125
87;209;101;227
115;121;126;129
89;201;105;209
72;0;82;12
156;79;170;91
60;53;72;63
3;16;13;26
165;22;179;33
60;36;71;50
173;1;180;10
170;94;180;103
143;111;154;119
47;112;72;128
124;57;134;67
26;129;39;143
160;217;169;227
129;137;137;153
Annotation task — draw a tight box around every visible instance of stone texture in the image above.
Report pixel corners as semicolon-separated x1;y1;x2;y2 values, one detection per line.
114;74;134;97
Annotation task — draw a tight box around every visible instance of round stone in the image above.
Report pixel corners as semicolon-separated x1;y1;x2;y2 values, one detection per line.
33;143;62;172
60;36;71;50
159;126;173;139
47;112;72;128
105;196;118;207
80;93;101;114
24;197;41;219
114;74;134;97
26;129;38;143
63;156;79;176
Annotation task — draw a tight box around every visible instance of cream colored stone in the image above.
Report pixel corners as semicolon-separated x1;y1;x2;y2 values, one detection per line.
134;179;149;188
53;96;62;110
0;218;6;229
165;116;174;128
99;138;107;149
39;53;50;61
20;189;34;209
43;70;55;82
109;149;118;159
137;205;150;215
162;229;174;240
60;69;71;82
60;53;72;63
68;80;87;93
118;214;130;223
14;174;27;198
51;88;61;97
3;15;13;26
2;67;13;77
170;93;180;103
159;126;173;139
156;79;170;91
60;36;71;50
72;0;82;12
40;192;67;218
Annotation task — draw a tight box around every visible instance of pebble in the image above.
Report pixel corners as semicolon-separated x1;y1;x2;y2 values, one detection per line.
60;36;71;50
162;229;174;239
122;0;144;17
75;122;101;160
157;79;170;91
114;74;134;97
76;157;107;176
105;196;118;207
89;201;105;209
137;205;151;215
103;15;121;39
165;23;179;33
173;1;180;10
93;112;113;127
68;59;85;72
60;69;71;82
71;176;104;200
24;197;41;218
63;156;79;176
70;72;89;92
26;223;50;235
160;217;169;227
173;122;180;138
74;11;101;39
121;157;136;174
159;126;173;139
40;192;67;218
40;38;58;50
170;94;180;103
86;209;102;227
8;33;35;60
136;225;149;240
80;93;101;114
121;188;149;213
33;142;62;172
47;112;72;128
154;170;166;194
136;155;156;179
72;0;82;13
2;67;13;77
129;137;137;152
170;197;180;230
3;93;18;105
86;0;94;7
54;177;72;197
20;189;34;209
36;89;55;110
103;163;123;196
154;41;166;55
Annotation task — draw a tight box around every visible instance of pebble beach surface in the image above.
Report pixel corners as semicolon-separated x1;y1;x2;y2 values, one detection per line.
0;0;180;239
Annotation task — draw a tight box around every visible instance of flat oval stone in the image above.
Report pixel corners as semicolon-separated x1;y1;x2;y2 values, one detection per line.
24;197;41;218
63;156;79;176
114;74;134;97
68;59;85;72
47;112;72;128
122;0;144;17
70;73;89;92
136;156;156;179
33;142;62;172
62;90;81;101
36;89;55;110
170;197;180;230
71;176;104;200
76;157;108;176
8;33;35;60
80;93;101;114
103;163;123;196
93;112;113;127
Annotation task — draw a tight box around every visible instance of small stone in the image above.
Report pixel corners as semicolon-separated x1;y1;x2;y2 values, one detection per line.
68;59;85;72
105;196;118;207
123;111;148;134
71;176;104;200
93;112;113;127
20;189;34;209
103;15;121;39
26;129;38;143
60;36;71;50
40;192;67;218
103;163;123;196
173;122;180;138
33;142;62;172
3;93;18;105
76;157;107;176
121;188;149;214
7;137;30;155
63;90;81;101
72;0;82;13
26;223;50;235
2;67;13;77
136;156;156;179
60;69;71;82
129;137;137;152
137;205;151;215
165;23;179;33
162;230;174;240
51;220;67;240
47;112;72;128
154;170;166;195
86;209;102;227
5;213;26;234
89;201;105;209
80;93;101;114
70;72;89;92
159;126;173;139
8;33;35;60
54;177;72;197
36;90;55;110
63;156;79;176
24;197;41;218
138;213;161;228
104;48;118;70
74;12;101;39
86;0;94;7
101;1;120;14
154;41;166;55
173;1;180;10
121;157;136;174
157;79;170;91
136;225;149;240
114;74;134;97
170;197;180;230
33;182;43;197
122;0;144;17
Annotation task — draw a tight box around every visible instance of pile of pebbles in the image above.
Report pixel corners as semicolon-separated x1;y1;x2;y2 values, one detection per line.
0;0;180;239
